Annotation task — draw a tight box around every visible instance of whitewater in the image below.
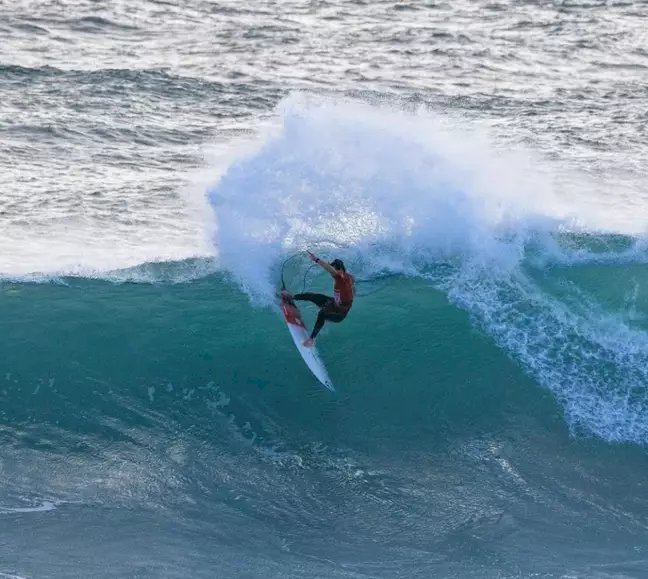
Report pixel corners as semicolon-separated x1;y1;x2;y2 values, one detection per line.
2;1;648;578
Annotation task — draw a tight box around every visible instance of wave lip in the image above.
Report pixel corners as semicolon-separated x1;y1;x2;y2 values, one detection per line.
207;94;570;301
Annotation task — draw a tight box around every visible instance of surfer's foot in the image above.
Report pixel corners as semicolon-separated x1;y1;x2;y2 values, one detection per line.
303;338;314;348
281;289;294;300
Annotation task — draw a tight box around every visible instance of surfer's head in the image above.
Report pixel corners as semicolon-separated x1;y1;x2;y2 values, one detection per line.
331;259;346;272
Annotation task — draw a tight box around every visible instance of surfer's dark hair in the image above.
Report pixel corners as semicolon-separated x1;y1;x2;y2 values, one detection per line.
331;259;345;272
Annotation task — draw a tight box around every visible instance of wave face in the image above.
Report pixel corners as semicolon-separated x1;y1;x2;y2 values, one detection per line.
2;265;648;578
208;96;648;446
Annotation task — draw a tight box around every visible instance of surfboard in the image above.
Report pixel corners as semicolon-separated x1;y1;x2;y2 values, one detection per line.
280;295;335;392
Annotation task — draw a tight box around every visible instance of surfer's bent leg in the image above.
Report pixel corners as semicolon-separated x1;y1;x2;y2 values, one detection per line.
310;309;347;340
293;293;331;308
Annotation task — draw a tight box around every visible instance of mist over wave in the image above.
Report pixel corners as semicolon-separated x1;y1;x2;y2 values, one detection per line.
208;95;568;299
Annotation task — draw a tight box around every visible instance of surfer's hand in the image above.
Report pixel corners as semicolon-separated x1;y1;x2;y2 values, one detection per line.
306;251;319;263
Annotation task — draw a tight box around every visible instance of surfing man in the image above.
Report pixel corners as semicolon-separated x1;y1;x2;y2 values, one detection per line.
282;251;355;348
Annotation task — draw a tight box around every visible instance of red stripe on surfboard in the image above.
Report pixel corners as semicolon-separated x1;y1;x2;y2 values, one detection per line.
282;302;306;329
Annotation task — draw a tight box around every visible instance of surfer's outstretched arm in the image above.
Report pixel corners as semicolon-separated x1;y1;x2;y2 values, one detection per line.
306;251;339;277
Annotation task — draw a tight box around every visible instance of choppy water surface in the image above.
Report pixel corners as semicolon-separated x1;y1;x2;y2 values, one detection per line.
2;1;648;578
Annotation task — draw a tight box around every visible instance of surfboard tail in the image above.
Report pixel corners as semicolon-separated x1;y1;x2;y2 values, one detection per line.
281;298;335;392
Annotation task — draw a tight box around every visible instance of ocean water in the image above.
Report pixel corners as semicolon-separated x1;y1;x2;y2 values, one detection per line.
2;1;648;578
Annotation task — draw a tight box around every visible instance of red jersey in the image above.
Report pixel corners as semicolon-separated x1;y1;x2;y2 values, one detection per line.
333;272;354;312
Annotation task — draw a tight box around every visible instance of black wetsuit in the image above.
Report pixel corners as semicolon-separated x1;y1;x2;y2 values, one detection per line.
293;293;348;340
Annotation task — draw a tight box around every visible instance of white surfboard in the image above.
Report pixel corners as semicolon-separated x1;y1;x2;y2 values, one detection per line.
280;296;335;391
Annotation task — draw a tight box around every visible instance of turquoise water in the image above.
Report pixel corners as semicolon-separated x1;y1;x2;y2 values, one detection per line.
3;0;648;577
2;251;648;577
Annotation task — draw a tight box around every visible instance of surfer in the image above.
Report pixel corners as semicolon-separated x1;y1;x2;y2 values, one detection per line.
282;251;355;348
